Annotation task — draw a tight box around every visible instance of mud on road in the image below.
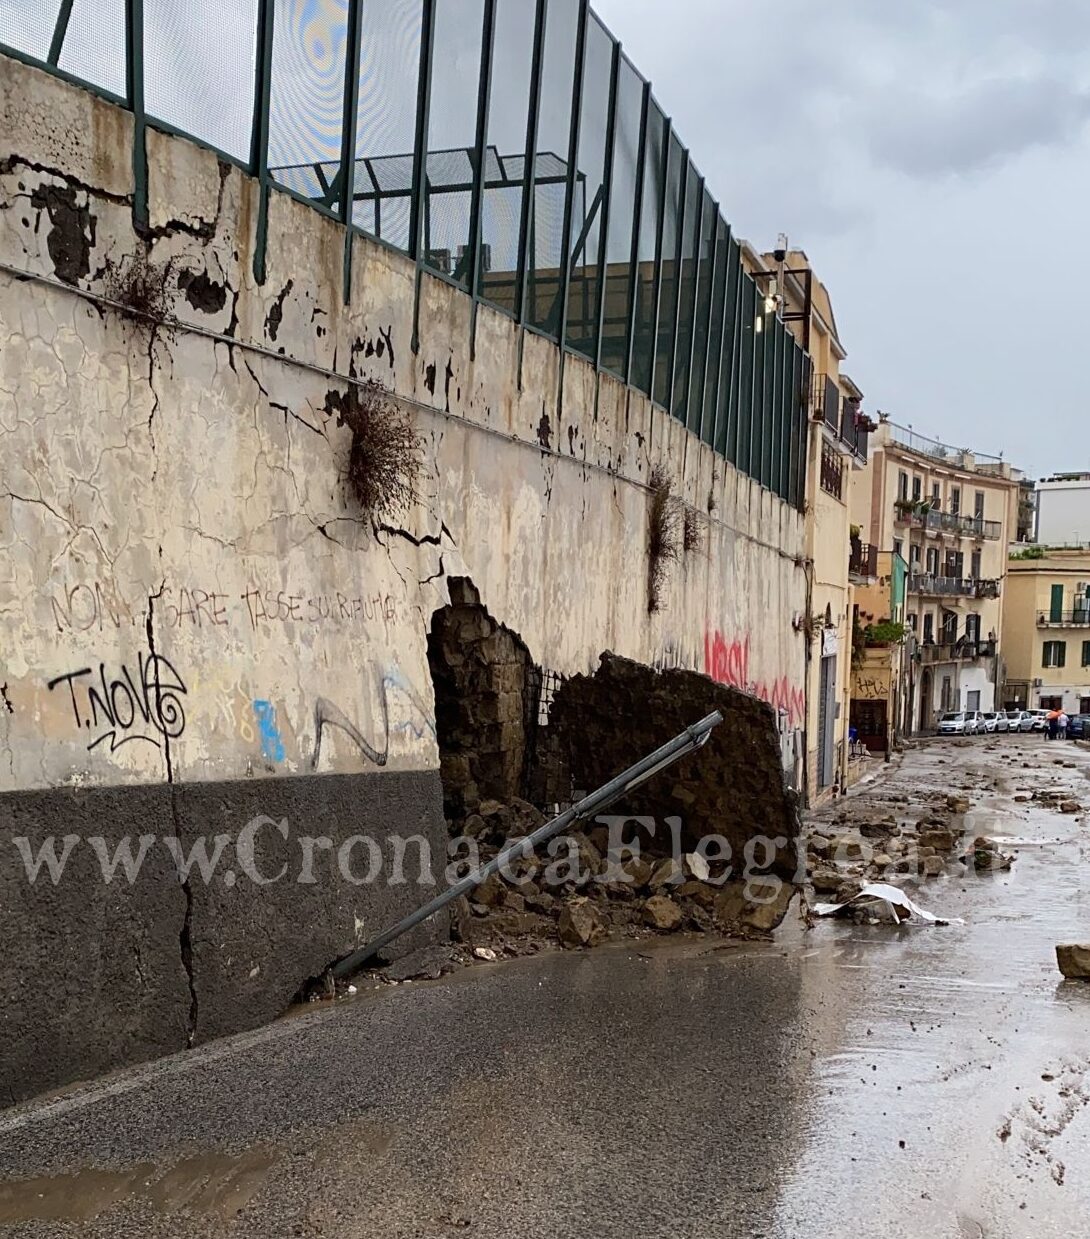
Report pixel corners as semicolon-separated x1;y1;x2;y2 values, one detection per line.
1;736;1090;1238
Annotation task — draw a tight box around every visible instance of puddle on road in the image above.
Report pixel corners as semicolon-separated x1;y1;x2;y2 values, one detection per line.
0;1145;278;1224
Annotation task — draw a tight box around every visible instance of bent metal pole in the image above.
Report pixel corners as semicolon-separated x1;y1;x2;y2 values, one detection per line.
332;710;725;979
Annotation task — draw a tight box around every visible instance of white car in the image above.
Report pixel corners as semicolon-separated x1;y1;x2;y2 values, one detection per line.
938;711;973;736
1028;709;1051;732
979;711;1001;733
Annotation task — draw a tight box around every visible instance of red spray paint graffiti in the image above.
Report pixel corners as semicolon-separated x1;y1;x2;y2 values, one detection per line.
703;630;805;727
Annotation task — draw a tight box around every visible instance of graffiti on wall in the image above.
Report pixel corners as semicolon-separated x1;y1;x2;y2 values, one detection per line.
703;629;804;728
49;579;398;635
311;668;435;771
47;652;188;752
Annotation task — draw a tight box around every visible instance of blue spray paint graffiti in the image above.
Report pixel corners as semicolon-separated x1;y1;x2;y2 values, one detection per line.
252;700;285;762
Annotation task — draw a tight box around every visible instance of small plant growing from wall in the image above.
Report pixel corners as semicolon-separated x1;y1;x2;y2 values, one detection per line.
683;508;703;554
102;248;176;332
647;464;682;614
339;381;422;519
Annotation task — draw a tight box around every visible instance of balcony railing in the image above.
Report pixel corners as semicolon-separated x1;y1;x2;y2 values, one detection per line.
820;440;844;499
919;639;997;664
849;540;878;579
894;504;1002;540
813;374;871;463
1037;610;1090;628
909;575;1002;598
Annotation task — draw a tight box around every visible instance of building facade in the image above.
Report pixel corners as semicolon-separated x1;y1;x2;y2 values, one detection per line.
742;246;874;801
850;551;909;753
852;420;1018;730
1035;475;1090;547
1003;548;1090;713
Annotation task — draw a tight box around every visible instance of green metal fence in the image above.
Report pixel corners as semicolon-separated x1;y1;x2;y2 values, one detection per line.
0;0;810;509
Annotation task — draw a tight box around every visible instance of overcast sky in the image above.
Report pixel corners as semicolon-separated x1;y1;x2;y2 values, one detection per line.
594;0;1090;480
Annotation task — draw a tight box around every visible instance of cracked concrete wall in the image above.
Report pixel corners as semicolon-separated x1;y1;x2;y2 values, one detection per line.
0;57;807;1101
0;56;806;797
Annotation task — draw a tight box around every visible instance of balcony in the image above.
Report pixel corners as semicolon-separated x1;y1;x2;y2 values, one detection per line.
813;373;872;465
893;503;1002;541
820;440;844;499
909;575;1001;599
919;639;997;664
1037;610;1090;628
849;540;878;579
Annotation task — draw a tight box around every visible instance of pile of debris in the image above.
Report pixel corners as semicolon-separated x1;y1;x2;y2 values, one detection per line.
445;798;796;959
805;791;1003;903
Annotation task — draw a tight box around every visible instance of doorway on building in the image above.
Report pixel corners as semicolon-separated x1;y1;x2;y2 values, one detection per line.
850;699;888;752
966;690;981;711
817;654;837;789
919;668;933;732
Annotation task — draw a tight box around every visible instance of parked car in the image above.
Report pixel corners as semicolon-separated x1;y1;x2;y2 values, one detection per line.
1028;709;1051;732
980;711;1001;733
938;711;973;736
1005;710;1034;733
992;711;1010;733
1067;714;1090;740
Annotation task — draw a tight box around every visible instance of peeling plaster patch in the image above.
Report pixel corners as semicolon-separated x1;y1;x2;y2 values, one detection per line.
537;410;552;450
265;278;293;341
0;683;12;715
424;362;437;395
444;356;454;413
29;182;94;285
177;268;228;314
377;325;395;369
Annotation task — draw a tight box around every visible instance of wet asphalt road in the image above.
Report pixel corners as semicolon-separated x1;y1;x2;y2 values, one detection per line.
2;737;1090;1238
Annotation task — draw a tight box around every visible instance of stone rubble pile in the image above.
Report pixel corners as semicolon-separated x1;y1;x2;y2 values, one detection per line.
446;797;796;958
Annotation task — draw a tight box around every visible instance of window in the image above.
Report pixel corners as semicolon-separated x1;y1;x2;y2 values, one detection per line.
893;538;903;557
965;614;981;643
907;612;918;630
1044;641;1067;668
974;491;985;519
1050;583;1064;623
898;471;908;502
950;487;961;515
931;482;941;507
941;676;953;710
926;547;939;575
941;612;957;644
1082;642;1090;667
923;613;934;643
910;542;921;565
971;550;982;580
912;475;922;502
1081;697;1090;714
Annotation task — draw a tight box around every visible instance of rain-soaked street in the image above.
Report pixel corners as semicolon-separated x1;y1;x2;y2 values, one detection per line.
1;735;1090;1238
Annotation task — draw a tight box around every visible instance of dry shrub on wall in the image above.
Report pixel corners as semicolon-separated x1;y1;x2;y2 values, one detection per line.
102;249;175;330
683;508;703;553
339;382;422;520
648;464;682;614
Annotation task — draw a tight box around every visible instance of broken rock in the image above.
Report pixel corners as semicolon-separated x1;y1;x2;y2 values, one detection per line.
643;895;684;932
558;898;607;949
1056;944;1090;980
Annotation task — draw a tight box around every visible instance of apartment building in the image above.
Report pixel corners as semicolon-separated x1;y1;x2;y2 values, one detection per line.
852;420;1019;730
1035;475;1090;546
1003;548;1090;713
744;245;874;801
850;551;910;753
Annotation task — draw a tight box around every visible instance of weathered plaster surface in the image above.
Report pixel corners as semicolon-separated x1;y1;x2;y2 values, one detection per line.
0;55;807;797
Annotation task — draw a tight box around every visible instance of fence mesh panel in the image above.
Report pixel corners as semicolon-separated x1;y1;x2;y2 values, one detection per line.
0;0;63;65
145;0;258;162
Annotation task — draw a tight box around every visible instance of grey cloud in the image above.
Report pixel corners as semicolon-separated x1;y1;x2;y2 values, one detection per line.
865;77;1090;179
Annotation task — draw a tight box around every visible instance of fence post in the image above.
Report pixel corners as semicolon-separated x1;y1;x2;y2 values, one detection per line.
250;0;276;284
467;0;496;358
338;0;364;304
410;0;436;355
47;0;74;66
124;0;147;231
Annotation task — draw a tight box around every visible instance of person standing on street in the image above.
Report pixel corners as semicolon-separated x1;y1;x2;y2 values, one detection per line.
1047;709;1060;740
1059;710;1070;740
